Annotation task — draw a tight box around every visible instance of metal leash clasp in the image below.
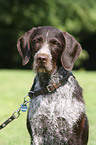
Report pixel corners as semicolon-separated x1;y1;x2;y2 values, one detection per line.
24;94;30;105
20;95;30;112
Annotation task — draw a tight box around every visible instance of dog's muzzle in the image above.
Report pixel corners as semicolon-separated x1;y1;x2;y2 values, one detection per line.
33;52;53;73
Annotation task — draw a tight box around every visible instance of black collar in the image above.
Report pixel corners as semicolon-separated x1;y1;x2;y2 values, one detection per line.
28;71;71;98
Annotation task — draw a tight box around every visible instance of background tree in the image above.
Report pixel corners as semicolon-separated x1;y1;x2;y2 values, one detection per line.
0;0;96;69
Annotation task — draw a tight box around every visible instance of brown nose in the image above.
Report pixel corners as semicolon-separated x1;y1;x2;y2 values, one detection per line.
37;54;48;64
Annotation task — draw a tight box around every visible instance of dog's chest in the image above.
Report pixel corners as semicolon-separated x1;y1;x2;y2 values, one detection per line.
28;71;85;128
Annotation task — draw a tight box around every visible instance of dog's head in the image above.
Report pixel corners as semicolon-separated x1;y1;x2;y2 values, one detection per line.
17;26;82;73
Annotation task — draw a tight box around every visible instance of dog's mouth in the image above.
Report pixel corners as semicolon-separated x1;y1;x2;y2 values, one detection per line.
37;63;47;70
33;62;53;73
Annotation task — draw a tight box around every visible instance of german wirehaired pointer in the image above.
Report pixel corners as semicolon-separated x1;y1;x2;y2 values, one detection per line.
17;26;89;145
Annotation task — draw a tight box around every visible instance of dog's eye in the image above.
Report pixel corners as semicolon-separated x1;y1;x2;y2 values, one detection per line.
33;37;43;44
50;40;60;47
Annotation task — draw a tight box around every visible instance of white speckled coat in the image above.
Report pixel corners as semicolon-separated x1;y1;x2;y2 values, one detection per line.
27;67;85;144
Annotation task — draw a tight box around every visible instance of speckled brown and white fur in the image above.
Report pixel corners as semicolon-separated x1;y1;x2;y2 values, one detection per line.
28;67;86;144
17;26;89;145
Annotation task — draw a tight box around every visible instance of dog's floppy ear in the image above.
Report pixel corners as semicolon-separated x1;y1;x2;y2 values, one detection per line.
17;27;36;65
61;32;82;71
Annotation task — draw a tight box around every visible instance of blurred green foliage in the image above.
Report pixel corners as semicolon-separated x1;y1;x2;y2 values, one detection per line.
75;49;89;69
0;0;96;69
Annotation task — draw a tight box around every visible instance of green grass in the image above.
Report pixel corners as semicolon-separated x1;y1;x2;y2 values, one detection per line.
0;70;96;145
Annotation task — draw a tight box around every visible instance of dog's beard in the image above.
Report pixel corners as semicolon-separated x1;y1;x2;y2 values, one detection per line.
33;60;53;73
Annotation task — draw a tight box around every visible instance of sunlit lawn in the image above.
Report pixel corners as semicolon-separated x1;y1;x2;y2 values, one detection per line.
0;70;96;145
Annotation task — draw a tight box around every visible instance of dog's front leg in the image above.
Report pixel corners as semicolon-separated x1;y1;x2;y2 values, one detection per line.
31;117;45;145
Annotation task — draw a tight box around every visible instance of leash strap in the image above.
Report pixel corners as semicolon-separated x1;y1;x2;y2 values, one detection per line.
29;71;71;97
0;114;17;130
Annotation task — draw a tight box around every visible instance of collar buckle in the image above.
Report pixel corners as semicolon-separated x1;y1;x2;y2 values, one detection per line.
47;84;55;93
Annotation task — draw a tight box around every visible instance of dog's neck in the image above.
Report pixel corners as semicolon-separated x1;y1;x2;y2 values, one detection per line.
37;66;68;88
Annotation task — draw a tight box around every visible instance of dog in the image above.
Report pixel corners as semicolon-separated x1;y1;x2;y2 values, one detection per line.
17;26;89;145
